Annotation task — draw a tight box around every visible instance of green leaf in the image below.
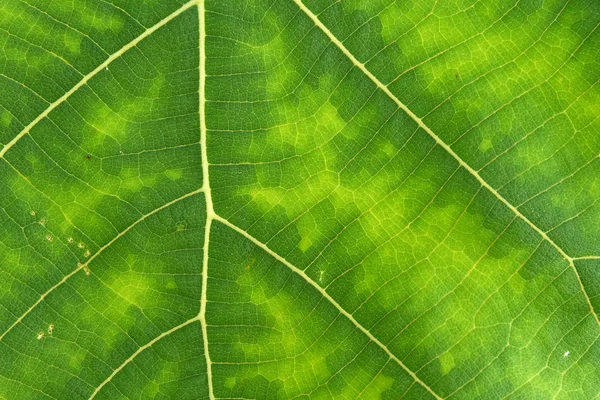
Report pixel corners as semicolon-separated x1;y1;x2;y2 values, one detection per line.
0;0;599;399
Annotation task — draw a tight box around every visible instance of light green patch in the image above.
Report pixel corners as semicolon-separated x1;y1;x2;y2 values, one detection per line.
86;101;128;144
63;31;82;55
80;8;124;33
68;348;87;370
570;87;600;128
508;271;526;295
3;41;48;71
120;98;154;122
119;167;145;192
224;377;236;389
65;185;105;211
358;373;395;399
248;187;285;212
296;214;318;252
165;280;177;290
292;102;345;153
261;13;287;68
24;150;43;172
108;271;153;307
241;282;331;392
148;75;166;98
316;102;345;136
144;381;160;397
1;110;12;127
266;59;298;98
345;172;395;213
439;352;456;375
379;5;407;44
141;175;157;188
479;138;493;152
245;170;337;218
165;169;183;181
298;237;312;252
381;140;397;158
1;252;20;274
121;178;144;192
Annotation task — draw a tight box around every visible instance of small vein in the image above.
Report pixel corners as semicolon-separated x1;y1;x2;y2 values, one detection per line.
0;0;198;159
291;0;600;330
573;256;600;261
88;315;200;399
213;213;444;400
0;188;203;342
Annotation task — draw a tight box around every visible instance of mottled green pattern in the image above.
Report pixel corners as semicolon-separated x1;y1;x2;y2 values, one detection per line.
0;0;599;399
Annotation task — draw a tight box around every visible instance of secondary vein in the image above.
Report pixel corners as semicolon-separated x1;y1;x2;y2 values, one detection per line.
291;0;600;331
213;214;444;400
0;188;203;342
89;315;201;399
0;0;198;159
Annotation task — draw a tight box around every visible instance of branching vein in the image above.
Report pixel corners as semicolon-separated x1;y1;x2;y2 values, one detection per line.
291;0;600;330
89;316;200;399
0;0;198;159
0;188;203;342
213;214;444;400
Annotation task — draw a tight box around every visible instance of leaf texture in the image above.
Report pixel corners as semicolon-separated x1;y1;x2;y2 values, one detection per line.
0;0;599;399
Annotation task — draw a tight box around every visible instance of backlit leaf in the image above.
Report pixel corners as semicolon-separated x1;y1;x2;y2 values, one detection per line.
0;0;599;399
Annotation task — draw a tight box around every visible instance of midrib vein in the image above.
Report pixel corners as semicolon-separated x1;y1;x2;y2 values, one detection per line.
197;1;216;399
291;0;600;330
213;214;444;400
0;0;198;159
0;188;203;342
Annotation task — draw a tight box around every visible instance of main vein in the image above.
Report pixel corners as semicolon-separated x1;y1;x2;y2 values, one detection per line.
197;1;216;399
291;0;600;330
0;0;198;159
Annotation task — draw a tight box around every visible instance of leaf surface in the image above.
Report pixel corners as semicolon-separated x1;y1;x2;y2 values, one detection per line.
0;0;599;399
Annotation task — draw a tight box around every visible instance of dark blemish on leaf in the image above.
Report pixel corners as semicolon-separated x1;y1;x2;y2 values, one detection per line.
84;154;92;159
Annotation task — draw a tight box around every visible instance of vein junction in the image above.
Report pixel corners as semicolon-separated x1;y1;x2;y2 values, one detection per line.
0;0;598;399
